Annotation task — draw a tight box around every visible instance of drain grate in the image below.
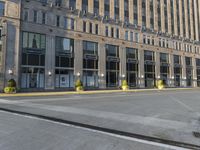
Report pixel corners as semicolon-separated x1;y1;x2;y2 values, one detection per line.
193;131;200;138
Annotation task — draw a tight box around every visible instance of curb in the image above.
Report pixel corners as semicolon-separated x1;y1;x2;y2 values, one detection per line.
0;88;198;97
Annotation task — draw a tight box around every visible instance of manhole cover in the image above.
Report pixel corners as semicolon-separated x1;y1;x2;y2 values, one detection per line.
193;131;200;138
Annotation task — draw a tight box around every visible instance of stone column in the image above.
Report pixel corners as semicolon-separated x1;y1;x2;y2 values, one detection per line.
76;0;82;10
98;42;106;89
194;0;199;41
155;52;160;82
181;56;187;87
119;0;124;22
160;0;165;32
129;0;134;24
138;49;145;88
146;0;150;29
4;22;20;89
169;53;175;87
184;0;189;39
167;0;172;34
192;57;197;87
99;0;104;16
173;0;178;36
45;35;55;90
179;0;183;37
138;0;142;26
153;0;158;31
74;39;83;82
189;0;195;40
110;0;115;19
119;46;126;86
88;0;94;14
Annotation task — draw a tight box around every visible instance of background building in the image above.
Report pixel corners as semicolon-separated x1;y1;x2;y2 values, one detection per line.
0;0;200;91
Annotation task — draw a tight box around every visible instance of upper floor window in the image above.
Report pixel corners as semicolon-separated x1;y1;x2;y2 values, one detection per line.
0;2;4;16
22;32;46;50
69;0;76;9
55;0;62;7
55;37;74;53
83;41;98;55
106;44;119;57
42;12;46;24
33;10;37;23
24;9;29;21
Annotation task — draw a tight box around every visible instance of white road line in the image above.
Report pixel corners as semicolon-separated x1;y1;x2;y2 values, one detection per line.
17;92;163;102
168;96;193;112
0;110;188;150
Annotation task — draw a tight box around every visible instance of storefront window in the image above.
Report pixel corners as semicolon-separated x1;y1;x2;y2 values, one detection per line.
144;50;155;88
83;41;98;88
174;55;182;87
106;44;119;87
160;53;169;86
55;37;74;88
21;32;46;89
126;48;138;87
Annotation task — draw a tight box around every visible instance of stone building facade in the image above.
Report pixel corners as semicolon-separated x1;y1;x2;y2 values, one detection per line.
0;0;200;91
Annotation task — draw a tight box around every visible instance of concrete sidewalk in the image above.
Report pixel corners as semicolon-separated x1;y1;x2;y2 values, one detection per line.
0;87;197;97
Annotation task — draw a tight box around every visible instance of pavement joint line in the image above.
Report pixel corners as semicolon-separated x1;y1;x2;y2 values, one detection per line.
0;88;198;97
0;108;197;150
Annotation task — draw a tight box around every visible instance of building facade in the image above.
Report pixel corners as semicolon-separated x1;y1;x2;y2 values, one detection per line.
0;0;200;91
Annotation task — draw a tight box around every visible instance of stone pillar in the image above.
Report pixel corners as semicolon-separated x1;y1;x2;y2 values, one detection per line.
169;54;175;87
129;0;134;24
184;0;189;39
88;0;94;14
138;49;145;88
99;0;104;16
173;0;178;36
194;0;199;41
45;35;55;90
74;39;83;82
167;0;172;34
4;22;20;89
189;0;195;40
110;0;115;19
192;57;197;87
155;52;160;82
153;0;158;31
119;46;126;86
146;0;150;29
181;56;187;87
138;0;142;26
119;0;124;22
76;0;82;10
160;0;165;32
179;0;183;37
98;42;106;89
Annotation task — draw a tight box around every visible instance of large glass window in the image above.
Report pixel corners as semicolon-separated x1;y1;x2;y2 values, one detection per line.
0;2;5;16
174;55;182;87
160;53;169;86
185;57;193;87
144;51;155;88
83;41;98;88
106;44;119;87
126;48;138;87
21;32;46;89
196;59;200;87
55;37;74;88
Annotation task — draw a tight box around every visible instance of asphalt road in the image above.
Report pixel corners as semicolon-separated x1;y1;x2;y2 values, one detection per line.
0;89;200;149
0;111;180;150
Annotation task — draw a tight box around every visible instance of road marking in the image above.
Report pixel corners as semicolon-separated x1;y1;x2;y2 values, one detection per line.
0;110;188;150
168;95;193;112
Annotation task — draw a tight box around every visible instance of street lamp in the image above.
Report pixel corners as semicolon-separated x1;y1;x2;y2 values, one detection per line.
48;71;52;76
8;69;13;75
101;73;104;77
77;72;81;77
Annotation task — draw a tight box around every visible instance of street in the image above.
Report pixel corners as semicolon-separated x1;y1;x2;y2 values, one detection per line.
0;89;200;149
